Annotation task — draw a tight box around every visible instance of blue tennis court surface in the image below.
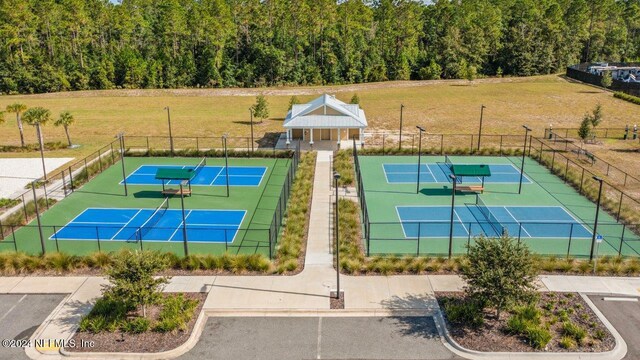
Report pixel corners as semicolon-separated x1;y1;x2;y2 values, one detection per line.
51;208;247;243
123;165;267;186
383;163;531;184
396;205;591;239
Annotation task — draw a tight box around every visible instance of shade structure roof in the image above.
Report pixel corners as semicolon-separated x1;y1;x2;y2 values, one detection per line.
450;164;492;177
284;94;367;129
155;168;195;181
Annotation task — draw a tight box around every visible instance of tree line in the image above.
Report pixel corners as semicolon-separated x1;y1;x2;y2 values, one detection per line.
1;0;639;94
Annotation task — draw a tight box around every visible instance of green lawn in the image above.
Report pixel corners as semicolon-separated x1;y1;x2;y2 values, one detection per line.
358;155;640;258
1;156;291;257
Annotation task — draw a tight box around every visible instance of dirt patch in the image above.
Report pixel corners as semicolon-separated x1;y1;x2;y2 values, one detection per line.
68;292;205;354
436;292;615;353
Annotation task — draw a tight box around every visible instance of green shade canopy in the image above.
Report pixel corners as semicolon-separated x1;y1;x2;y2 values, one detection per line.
450;164;492;177
155;168;195;181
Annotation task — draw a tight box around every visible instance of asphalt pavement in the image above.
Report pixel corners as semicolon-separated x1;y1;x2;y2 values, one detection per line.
180;316;460;360
589;294;640;360
0;294;67;360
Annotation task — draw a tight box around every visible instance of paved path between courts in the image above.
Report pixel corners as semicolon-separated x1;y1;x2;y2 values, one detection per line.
0;149;638;358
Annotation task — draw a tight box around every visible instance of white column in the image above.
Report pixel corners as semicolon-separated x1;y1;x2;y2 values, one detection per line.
359;128;364;146
286;129;291;145
309;128;314;145
337;128;341;145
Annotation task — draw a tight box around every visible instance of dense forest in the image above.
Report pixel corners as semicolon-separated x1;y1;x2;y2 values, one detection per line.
1;0;639;94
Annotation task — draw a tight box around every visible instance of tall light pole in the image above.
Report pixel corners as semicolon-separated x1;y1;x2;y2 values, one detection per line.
165;107;174;157
416;126;425;194
448;174;457;259
249;108;255;153
399;104;405;150
518;125;531;194
36;123;47;181
590;176;604;261
223;134;230;197
477;105;486;152
334;171;341;299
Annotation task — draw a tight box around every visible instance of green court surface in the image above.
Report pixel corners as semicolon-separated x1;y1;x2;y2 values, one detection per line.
1;156;291;256
359;155;640;258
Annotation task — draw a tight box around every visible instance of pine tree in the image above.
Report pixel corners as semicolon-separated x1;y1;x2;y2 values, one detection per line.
251;95;269;123
601;71;612;89
578;116;592;141
288;96;301;110
350;93;360;104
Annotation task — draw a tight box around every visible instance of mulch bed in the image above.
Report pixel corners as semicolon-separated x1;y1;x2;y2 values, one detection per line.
67;292;206;353
436;291;615;353
330;291;345;309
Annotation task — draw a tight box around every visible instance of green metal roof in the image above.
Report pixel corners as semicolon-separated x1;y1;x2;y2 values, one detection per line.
450;164;492;177
155;168;194;181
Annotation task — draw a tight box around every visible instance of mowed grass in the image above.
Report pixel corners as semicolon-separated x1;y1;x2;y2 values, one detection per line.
0;75;637;161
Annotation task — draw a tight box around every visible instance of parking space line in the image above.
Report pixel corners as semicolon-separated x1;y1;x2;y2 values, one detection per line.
316;317;322;359
0;294;27;322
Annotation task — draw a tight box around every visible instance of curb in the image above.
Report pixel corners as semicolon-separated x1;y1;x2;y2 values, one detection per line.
58;309;207;360
204;308;437;317
434;293;627;360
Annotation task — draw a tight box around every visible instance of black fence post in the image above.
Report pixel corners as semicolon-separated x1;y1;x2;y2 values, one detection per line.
499;136;503;156
618;225;626;256
617;193;623;221
11;226;17;252
416;222;421;256
53;225;59;252
96;226;101;252
567;223;573;258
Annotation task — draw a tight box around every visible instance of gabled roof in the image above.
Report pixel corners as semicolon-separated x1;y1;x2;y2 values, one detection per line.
284;94;367;129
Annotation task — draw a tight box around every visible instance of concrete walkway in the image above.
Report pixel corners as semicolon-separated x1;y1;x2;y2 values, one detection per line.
0;148;637;358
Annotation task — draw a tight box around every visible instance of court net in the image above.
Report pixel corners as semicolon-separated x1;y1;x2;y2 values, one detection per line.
138;197;169;240
193;157;207;175
476;196;506;236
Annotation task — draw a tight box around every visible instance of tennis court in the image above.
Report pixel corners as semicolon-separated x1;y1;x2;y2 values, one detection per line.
357;154;640;257
383;162;531;184
123;165;267;186
51;205;246;243
397;203;592;239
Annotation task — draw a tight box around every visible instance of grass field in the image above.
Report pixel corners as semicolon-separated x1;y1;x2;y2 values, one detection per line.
1;156;291;257
1;75;639;162
358;155;640;258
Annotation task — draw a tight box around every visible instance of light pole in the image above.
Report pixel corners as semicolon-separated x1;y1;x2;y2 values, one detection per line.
334;171;341;299
249;108;255;153
223;134;230;197
165;107;174;157
179;182;189;256
448;174;457;259
590;176;604;261
477;105;486;152
36;123;47;181
518;125;531;194
416;126;426;194
399;104;405;150
32;181;46;255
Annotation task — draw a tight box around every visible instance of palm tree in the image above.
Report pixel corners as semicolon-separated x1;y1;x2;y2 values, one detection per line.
55;111;75;147
22;107;52;152
6;103;28;147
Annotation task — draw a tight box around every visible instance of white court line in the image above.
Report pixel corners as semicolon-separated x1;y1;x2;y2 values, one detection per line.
110;209;143;240
453;209;470;236
503;207;532;238
168;210;192;242
209;166;225;186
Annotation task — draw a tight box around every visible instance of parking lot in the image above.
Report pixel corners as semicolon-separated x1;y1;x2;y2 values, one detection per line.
180;316;460;360
589;295;640;360
0;294;67;360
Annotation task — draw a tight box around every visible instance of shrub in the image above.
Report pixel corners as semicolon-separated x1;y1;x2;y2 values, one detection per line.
562;321;587;344
442;298;484;328
560;336;577;349
614;91;640;105
153;294;198;333
121;317;151;334
525;324;552;349
594;329;607;341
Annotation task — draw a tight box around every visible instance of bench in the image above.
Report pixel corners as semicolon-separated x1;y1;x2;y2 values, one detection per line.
161;188;192;197
456;185;484;194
